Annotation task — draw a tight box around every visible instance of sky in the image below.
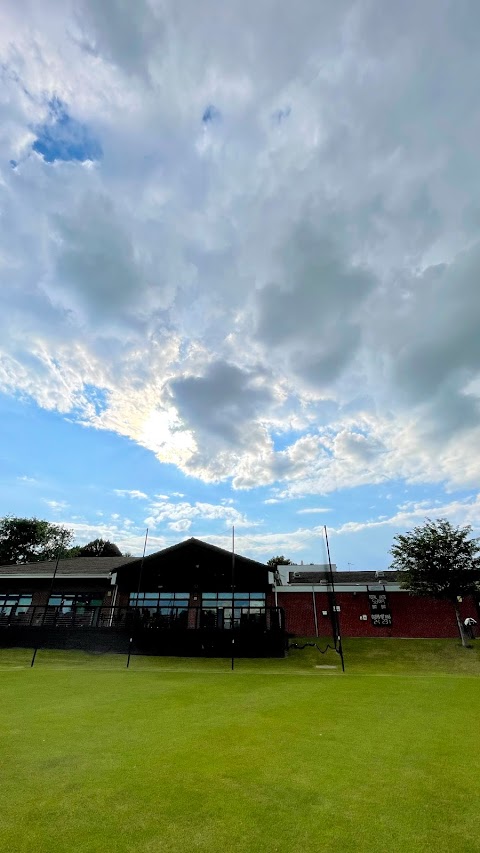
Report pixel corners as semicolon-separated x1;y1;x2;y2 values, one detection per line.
1;0;480;569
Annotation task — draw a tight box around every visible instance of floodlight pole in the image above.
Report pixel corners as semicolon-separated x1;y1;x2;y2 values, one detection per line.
31;548;62;668
324;525;345;672
312;585;319;637
127;528;149;669
231;526;235;671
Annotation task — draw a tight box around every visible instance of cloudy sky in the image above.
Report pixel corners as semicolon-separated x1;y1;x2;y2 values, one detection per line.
1;0;480;567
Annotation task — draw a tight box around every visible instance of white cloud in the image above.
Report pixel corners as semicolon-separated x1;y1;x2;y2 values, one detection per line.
334;494;480;536
168;519;192;532
44;499;69;511
144;498;258;531
1;0;480;501
297;507;332;515
57;518;167;557
113;489;148;500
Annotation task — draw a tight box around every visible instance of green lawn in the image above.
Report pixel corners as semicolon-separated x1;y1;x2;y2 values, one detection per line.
1;640;479;852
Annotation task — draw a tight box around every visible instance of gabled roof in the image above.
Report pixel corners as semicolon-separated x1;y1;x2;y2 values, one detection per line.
0;556;135;578
122;537;267;571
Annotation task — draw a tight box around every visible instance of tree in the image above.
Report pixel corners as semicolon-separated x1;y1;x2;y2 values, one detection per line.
63;546;83;559
267;555;292;567
0;516;73;565
390;518;480;647
79;539;122;557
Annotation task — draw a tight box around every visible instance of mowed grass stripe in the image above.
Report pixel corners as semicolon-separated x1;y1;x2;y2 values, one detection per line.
1;637;480;674
0;640;479;852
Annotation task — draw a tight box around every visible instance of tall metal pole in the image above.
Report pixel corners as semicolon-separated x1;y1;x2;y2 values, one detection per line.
127;528;149;669
324;525;345;672
231;525;235;671
31;548;62;668
312;585;319;637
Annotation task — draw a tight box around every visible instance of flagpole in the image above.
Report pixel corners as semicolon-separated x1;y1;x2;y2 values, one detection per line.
127;528;149;669
31;548;62;668
324;525;345;672
231;525;235;671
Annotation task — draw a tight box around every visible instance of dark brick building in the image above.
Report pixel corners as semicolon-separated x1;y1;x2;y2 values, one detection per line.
0;539;284;657
0;540;478;656
270;569;479;639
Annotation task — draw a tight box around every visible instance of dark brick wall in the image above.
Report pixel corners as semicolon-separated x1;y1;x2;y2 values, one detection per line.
269;590;479;638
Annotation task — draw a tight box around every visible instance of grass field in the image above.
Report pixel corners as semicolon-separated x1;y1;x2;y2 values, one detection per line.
1;639;479;852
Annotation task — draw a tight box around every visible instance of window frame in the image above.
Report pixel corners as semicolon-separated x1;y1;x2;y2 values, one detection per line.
0;593;33;616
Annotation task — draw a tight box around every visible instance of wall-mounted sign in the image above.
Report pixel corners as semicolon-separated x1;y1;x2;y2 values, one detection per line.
367;591;392;627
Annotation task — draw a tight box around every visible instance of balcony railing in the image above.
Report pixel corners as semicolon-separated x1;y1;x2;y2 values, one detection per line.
0;605;285;632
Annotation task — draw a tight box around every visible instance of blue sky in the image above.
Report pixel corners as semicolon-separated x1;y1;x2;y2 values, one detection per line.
1;1;480;566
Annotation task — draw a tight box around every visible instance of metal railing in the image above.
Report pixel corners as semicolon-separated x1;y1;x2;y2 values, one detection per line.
0;605;285;632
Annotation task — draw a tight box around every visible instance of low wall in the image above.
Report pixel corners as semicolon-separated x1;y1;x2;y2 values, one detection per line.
0;626;286;658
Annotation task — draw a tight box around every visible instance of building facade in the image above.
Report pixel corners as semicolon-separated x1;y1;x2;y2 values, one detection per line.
0;540;478;656
269;568;479;639
0;539;284;657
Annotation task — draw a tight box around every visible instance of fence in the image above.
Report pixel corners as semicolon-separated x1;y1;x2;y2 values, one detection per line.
0;605;285;633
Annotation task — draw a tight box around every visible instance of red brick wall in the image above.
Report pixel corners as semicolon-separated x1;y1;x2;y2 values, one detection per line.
269;590;479;638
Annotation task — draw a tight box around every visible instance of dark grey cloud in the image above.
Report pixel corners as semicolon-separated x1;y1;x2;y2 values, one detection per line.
79;0;165;78
254;226;375;386
169;361;274;447
53;193;144;323
377;242;480;438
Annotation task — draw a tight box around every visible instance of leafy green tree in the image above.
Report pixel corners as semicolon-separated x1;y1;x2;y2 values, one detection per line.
63;546;83;559
267;555;292;567
79;539;122;557
390;518;480;647
0;517;73;565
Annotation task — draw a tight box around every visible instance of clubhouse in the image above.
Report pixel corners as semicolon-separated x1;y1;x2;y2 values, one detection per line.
0;537;478;657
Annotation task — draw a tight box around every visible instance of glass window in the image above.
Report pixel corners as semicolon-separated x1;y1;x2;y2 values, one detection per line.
0;594;33;615
129;592;189;609
202;592;265;606
48;593;96;612
129;592;159;606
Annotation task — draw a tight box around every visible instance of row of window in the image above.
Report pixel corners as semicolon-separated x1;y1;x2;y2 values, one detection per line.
129;592;190;607
129;592;267;610
49;594;104;613
0;591;267;616
0;594;33;615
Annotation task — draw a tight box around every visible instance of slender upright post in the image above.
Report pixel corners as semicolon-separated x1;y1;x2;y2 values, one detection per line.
31;548;62;667
324;525;345;672
231;526;235;671
312;585;319;637
127;528;149;669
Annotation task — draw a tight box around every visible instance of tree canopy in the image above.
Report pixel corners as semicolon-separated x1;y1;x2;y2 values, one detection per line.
0;517;73;565
78;539;123;557
390;517;480;646
267;555;292;567
0;519;126;564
